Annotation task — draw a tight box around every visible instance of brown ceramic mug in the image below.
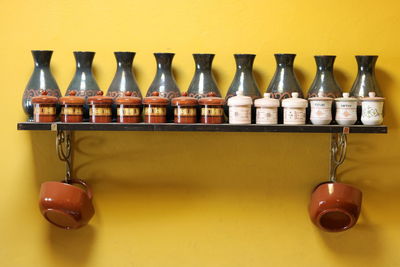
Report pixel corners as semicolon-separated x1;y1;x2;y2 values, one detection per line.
39;179;95;230
309;182;362;232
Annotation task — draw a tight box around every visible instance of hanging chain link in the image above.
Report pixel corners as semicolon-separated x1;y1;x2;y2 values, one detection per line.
329;133;347;182
56;130;72;183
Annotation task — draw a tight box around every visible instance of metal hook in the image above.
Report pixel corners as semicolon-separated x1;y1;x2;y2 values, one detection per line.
56;130;73;183
329;133;347;182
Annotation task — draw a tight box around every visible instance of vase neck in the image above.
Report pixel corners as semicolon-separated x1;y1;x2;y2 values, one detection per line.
356;56;377;73
275;54;296;68
315;56;335;71
193;54;214;71
115;52;135;68
155;53;174;71
235;54;255;71
32;50;53;68
74;52;95;69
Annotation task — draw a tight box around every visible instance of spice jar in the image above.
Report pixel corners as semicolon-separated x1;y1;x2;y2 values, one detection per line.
227;91;252;124
115;91;142;123
254;93;279;124
31;90;58;122
309;92;333;125
198;92;225;124
171;92;198;124
142;91;169;123
87;91;113;123
282;92;308;125
361;92;384;125
335;93;357;125
58;91;85;123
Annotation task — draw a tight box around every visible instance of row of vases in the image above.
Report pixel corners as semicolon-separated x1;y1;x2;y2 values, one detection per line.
22;51;382;121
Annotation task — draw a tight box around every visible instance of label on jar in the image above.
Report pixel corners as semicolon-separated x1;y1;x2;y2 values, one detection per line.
61;107;83;115
34;104;56;115
201;107;224;116
90;107;111;116
144;107;166;116
256;107;277;124
284;107;305;124
229;106;251;124
117;107;140;116
174;107;196;116
310;108;331;120
336;107;357;120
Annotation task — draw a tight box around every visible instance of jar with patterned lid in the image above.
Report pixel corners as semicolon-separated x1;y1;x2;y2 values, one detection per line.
282;92;308;125
334;93;358;125
254;93;280;125
115;91;142;123
31;90;58;122
171;92;198;124
87;91;113;123
59;91;85;123
309;92;333;125
198;92;225;124
227;91;252;124
142;91;169;123
361;92;384;125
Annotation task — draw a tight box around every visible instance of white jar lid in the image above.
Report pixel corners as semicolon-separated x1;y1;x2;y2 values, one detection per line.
309;92;333;101
254;93;280;108
227;91;253;106
335;92;358;102
282;92;308;108
361;92;385;102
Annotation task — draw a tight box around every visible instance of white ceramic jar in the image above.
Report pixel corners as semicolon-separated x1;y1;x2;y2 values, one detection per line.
227;91;252;124
335;93;357;125
361;92;384;125
282;92;308;125
309;92;333;125
254;93;280;124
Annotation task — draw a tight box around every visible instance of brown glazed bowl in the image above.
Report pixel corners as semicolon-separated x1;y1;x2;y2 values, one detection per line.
309;182;362;232
39;179;95;230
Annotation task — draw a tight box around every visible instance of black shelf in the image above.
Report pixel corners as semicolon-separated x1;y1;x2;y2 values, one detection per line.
17;122;388;133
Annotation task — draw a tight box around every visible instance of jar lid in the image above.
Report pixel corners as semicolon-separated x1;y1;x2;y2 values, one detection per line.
227;91;253;106
361;92;385;102
31;90;58;104
143;91;169;105
171;92;198;106
309;92;333;101
115;91;142;105
282;92;308;108
87;91;113;105
254;93;280;108
198;92;225;106
59;90;85;105
335;92;358;102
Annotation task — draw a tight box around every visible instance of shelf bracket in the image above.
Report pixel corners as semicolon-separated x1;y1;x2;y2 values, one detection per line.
56;130;73;183
329;129;348;182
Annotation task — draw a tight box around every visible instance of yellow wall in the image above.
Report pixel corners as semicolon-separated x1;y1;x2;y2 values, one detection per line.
1;0;400;266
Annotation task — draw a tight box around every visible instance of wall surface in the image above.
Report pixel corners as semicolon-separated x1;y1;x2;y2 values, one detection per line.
1;0;400;266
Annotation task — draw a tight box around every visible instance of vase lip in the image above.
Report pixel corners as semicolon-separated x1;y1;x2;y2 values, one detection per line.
192;53;215;56
73;51;95;54
154;52;175;55
274;53;296;56
114;51;136;54
314;55;336;57
355;55;379;57
31;50;53;53
234;53;256;56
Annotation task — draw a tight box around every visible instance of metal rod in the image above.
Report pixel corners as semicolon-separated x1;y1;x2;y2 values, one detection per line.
56;130;73;183
329;133;347;182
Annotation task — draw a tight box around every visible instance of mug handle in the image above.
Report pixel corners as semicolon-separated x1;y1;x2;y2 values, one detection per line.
62;179;93;200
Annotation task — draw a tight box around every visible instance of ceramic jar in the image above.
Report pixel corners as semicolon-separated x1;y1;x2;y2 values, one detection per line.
361;92;384;125
58;91;85;123
282;92;308;125
87;91;113;123
115;91;142;123
198;92;225;124
227;91;252;124
31;90;58;122
309;92;333;125
143;91;169;123
171;92;198;124
335;93;358;125
254;93;280;125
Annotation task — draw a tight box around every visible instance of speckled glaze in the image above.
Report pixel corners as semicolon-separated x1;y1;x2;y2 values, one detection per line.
22;50;61;121
350;56;382;98
66;51;101;120
187;54;221;99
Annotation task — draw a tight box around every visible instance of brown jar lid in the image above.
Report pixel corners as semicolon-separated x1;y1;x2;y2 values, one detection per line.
171;92;198;106
198;92;225;106
143;91;169;105
87;91;113;105
115;91;142;105
59;90;85;105
31;90;58;104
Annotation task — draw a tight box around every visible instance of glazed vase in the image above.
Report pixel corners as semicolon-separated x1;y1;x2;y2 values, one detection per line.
146;53;181;122
22;50;61;121
187;53;221;99
66;51;101;120
266;53;303;100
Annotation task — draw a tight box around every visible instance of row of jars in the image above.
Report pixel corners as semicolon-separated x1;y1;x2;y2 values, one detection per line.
23;51;384;123
31;89;384;125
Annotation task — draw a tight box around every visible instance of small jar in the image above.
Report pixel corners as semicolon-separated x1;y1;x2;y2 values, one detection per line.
142;91;169;123
115;91;142;123
227;91;252;124
31;90;58;122
335;93;358;125
282;92;308;125
198;92;225;124
361;92;384;125
254;93;279;125
309;92;333;125
87;91;113;123
171;92;198;124
58;91;85;123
